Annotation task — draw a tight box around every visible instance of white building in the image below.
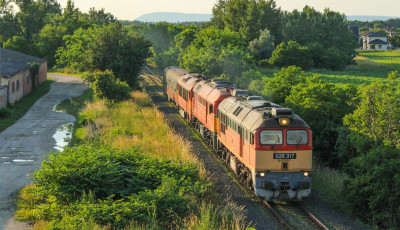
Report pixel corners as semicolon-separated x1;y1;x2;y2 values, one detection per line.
361;32;388;50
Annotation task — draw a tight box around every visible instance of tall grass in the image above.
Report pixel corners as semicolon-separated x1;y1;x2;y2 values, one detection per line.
312;162;351;213
80;91;196;163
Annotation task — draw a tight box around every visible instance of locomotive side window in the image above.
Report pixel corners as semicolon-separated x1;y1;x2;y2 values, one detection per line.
287;130;308;145
260;130;282;145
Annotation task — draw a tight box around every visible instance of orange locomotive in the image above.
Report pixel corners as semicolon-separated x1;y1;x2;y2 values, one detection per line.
164;66;312;201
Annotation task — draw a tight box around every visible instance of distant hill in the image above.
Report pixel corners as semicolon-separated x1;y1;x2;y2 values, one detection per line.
135;12;212;23
347;15;400;21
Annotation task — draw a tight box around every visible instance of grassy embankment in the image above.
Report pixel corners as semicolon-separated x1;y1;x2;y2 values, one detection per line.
0;79;54;132
16;87;248;229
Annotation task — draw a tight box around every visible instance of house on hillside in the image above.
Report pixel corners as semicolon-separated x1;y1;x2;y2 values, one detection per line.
361;32;388;50
0;48;47;108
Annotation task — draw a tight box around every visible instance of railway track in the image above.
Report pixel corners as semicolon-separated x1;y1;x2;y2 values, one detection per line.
141;67;329;230
264;201;329;230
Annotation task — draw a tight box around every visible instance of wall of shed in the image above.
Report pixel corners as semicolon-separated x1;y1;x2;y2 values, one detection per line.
0;86;7;108
8;71;26;104
38;61;47;85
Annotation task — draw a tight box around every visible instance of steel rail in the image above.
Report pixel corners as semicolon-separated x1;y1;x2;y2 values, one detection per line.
264;201;295;230
299;205;330;230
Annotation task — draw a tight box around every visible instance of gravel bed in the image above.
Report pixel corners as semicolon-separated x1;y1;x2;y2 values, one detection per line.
302;193;372;230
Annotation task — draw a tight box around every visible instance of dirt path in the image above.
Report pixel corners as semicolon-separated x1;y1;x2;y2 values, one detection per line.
0;74;88;230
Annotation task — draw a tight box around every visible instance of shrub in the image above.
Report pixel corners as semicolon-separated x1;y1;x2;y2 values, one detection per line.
0;107;11;118
19;144;210;228
31;145;203;201
344;145;400;228
83;70;131;102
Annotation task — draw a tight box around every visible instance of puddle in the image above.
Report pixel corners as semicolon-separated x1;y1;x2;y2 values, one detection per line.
52;103;66;113
52;123;73;151
12;159;34;163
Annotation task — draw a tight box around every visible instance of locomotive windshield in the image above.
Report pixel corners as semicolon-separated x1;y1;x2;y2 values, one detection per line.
287;130;308;145
260;130;282;145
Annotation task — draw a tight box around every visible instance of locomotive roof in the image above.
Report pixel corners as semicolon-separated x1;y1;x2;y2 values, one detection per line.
178;73;206;90
164;66;189;83
219;96;309;132
195;79;235;103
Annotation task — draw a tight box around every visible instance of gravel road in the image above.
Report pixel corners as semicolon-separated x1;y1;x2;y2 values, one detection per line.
0;74;88;230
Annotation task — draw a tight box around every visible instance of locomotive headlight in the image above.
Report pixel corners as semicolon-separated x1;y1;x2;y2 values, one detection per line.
304;172;309;177
279;117;290;126
260;172;265;177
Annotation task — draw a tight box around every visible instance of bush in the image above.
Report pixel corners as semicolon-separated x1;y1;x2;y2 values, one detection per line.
83;70;131;102
0;107;11;118
344;145;400;228
19;144;209;228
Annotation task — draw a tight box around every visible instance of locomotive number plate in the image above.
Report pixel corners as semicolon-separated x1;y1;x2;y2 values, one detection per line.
273;153;296;159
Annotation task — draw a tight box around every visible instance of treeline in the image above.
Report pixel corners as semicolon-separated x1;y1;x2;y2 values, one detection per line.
133;1;357;78
350;18;400;32
0;0;151;88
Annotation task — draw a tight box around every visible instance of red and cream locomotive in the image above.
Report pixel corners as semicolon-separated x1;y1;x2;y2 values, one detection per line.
164;66;312;201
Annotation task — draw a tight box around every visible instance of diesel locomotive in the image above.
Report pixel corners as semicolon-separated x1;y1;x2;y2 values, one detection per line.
163;66;312;201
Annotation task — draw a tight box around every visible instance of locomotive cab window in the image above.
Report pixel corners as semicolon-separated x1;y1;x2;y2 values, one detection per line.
260;130;282;145
287;130;308;145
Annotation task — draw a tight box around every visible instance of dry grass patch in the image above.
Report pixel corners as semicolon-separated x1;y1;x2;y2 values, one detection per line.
80;91;196;164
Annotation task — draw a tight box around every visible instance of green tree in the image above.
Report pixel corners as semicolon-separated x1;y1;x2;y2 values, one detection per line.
3;35;33;53
35;21;68;66
268;41;313;69
285;76;357;163
390;34;400;47
180;27;248;78
344;145;400;228
344;71;400;148
282;6;358;70
248;28;275;61
88;7;115;25
57;23;152;88
0;0;19;43
263;66;306;104
210;0;282;42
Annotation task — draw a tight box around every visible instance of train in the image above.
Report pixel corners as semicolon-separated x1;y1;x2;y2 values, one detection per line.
163;66;312;201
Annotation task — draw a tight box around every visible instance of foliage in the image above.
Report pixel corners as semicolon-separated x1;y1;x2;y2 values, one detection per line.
343;145;400;228
57;22;152;88
19;144;208;228
248;28;275;61
263;66;306;104
390;34;400;47
3;36;34;54
83;70;131;102
344;71;400;148
0;107;11;118
210;0;282;42
285;76;357;164
180;27;248;79
268;41;313;70
282;6;358;70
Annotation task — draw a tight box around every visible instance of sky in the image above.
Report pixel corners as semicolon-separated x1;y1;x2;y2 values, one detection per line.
56;0;400;20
